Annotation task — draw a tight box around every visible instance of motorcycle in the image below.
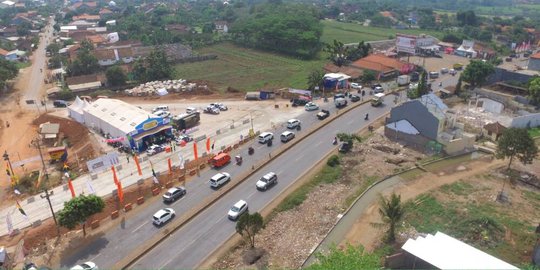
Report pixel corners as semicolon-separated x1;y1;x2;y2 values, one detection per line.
235;155;243;166
248;147;254;155
332;138;338;145
364;113;369;121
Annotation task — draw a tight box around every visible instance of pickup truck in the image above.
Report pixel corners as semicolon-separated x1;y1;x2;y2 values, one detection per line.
317;109;330;120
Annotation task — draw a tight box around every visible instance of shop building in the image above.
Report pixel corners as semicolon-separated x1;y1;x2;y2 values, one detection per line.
68;98;172;151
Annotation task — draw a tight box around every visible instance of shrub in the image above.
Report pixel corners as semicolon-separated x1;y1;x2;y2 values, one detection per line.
327;155;340;167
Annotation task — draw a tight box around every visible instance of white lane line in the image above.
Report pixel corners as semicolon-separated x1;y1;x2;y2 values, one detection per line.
131;221;148;233
246;191;256;200
314;140;323;147
347;119;355;125
89;253;101;262
295;154;304;162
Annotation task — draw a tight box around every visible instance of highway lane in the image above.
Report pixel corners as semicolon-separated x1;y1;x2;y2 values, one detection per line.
131;95;394;269
62;98;342;268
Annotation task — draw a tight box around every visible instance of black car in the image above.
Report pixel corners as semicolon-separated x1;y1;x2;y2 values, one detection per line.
338;141;352;153
291;98;309;107
317;109;330;120
162;186;187;203
350;95;360;102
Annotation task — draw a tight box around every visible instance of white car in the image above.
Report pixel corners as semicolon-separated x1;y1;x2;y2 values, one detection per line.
228;200;248;221
286;119;301;129
350;82;362;89
146;145;163;156
304;102;319;111
209;172;231;188
210;103;228;111
152;208;176;226
70;262;98;270
256;172;278;191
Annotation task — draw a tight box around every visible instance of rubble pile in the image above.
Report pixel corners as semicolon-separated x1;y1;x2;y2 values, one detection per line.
124;79;209;96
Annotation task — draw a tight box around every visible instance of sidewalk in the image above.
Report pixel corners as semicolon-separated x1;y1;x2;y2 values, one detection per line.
0;115;263;237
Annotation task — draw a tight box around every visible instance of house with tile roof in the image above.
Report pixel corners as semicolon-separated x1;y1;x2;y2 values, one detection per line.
350;54;409;79
483;122;506;141
73;13;101;22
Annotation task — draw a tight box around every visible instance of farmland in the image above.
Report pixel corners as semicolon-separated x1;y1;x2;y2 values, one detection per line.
174;43;326;93
321;20;444;44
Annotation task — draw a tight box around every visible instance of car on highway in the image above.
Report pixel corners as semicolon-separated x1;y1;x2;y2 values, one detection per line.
304;102;319;111
228;200;248;221
350;95;361;102
146;145;164;156
280;131;295;142
256;172;278;191
70;261;98;270
162;186;187;203
286;119;301;129
152;208;176;226
258;132;274;144
350;82;362;89
209;172;231;188
317;109;330;120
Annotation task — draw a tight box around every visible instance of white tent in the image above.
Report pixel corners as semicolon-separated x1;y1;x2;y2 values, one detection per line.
68;96;89;123
156;88;169;96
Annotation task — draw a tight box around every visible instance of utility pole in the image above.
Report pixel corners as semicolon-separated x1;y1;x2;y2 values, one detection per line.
3;151;15;186
41;188;60;236
30;137;48;179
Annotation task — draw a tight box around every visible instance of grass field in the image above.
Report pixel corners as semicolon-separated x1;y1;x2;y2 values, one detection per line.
174;43;326;92
321;20;444;44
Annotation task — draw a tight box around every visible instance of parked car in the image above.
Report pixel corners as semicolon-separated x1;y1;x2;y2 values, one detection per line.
304;102;319;111
449;69;457;75
350;95;361;102
146;145;164;156
286;119;301;129
152;208;175;226
440;68;449;74
154;110;171;118
175;134;193;144
70;262;98;270
350;82;362;89
186;107;198;114
209;172;231;188
53;100;69;108
334;93;346;99
204;106;220;114
228;200;248;221
338;141;352;153
152;105;169;113
291;98;309;106
162;186;186;203
210;103;228;111
256;172;278;191
372;84;384;93
317;109;330;120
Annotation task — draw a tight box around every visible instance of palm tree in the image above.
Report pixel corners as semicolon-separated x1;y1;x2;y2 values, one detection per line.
377;193;405;243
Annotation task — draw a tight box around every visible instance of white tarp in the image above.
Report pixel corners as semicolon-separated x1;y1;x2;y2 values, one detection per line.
386;120;419;135
156;88;168;96
402;231;518;270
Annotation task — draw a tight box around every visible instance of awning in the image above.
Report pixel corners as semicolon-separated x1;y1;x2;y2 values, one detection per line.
132;125;171;141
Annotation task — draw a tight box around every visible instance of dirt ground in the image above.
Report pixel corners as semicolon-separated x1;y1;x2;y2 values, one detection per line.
403;54;471;73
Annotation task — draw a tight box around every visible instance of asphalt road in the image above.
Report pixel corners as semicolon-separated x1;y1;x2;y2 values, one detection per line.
61;93;380;269
130;95;394;269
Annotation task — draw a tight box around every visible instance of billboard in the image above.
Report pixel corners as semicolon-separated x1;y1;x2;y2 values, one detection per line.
86;152;120;174
396;34;416;54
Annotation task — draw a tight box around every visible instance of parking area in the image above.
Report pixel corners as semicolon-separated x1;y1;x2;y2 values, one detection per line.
404;54;471;74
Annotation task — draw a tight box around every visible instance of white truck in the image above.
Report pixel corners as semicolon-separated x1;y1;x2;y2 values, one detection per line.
397;75;410;86
334;97;347;108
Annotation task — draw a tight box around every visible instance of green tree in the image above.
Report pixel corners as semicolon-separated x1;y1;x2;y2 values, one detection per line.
361;70;376;84
455;75;462;96
496;128;538;171
132;59;147;82
307;69;324;91
145;49;173;81
374;193;404;243
58;194;105;237
456;10;478;26
235;212;264;248
106;66;127;86
202;22;215;34
347;41;371;62
0;58;18;90
527;76;540;105
336;133;362;148
46;43;61;56
461;60;495;89
324;40;347;67
417;71;429;97
306;244;380;270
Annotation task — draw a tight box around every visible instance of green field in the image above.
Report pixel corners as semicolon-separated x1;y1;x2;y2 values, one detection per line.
174;43;326;92
321;20;444;44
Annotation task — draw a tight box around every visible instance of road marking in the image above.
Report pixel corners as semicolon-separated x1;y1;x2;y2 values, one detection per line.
246;191;256;200
89;253;101;262
171;196;186;206
347;119;355;125
295;154;304;162
131;221;148;233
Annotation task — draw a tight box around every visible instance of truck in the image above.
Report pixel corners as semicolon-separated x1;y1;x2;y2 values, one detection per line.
453;63;464;70
172;112;200;130
397;75;410;86
371;93;385;107
334;97;347;108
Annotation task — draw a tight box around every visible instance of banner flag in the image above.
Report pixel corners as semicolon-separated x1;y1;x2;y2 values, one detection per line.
193;142;198;160
134;155;142;176
206;138;211;153
168;158;172;175
68;178;76;198
117;181;124;203
15;200;27;218
111;166;119;185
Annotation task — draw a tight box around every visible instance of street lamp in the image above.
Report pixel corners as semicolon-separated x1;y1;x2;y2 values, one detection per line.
40;188;60;236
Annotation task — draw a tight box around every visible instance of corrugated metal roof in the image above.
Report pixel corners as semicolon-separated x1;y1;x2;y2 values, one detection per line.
402;231;518;270
84;98;156;134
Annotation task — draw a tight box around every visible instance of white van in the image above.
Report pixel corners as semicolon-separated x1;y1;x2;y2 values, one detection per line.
186;107;197;114
152;105;169;113
280;131;295;142
258;132;274;143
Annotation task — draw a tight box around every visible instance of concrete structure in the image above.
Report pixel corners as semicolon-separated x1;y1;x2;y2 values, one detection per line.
39;122;60;140
95;47;135;66
510;112;540;128
66;74;102;92
69;98;173;151
396;33;439;56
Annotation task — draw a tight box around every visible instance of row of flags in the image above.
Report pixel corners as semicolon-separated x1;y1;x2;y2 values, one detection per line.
512;41;532;53
5;137;219;231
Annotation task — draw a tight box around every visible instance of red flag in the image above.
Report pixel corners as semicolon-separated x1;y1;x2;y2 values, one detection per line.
117;181;124;203
167;158;172;175
111;166;119;185
133;155;142;176
206;138;211;152
67;178;75;198
193;142;198;160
